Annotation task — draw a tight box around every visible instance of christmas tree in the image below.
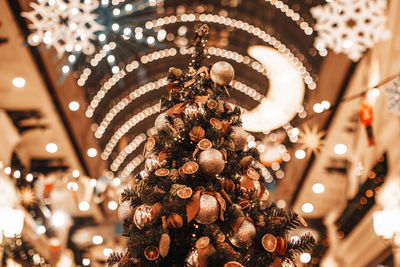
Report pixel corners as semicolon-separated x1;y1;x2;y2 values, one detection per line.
109;24;315;267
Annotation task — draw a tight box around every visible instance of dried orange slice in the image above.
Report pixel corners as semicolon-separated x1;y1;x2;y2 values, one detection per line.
155;168;170;177
298;214;308;227
207;100;217;109
144;245;159;260
247;168;260;181
262;234;277;253
210;118;222;130
189;126;205;142
195;236;210;249
177;186;193;199
224;261;244;267
145;137;156;151
198;139;212;150
182;161;199;174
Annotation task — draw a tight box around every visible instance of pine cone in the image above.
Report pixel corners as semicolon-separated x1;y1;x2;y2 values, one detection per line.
216;241;239;260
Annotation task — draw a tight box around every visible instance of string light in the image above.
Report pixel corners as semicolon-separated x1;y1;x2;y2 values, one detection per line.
72;169;80;178
92;235;103;245
12;77;26;88
302;203;314;213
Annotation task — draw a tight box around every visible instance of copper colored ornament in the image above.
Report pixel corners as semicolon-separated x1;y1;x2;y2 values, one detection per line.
133;204;152;230
275;236;287;256
145;136;156;152
144;245;159;260
182;161;199;174
169;67;183;78
177;186;193;199
197;139;212;150
247;168;260;181
194;194;220;224
145;153;164;173
228;220;256;248
195;236;210;249
262;234;277;252
118;201;133;221
224;261;244;267
240;175;261;199
207;100;217;109
167;213;183;229
155;168;170;177
210;118;222;130
210;61;235;85
190;126;205;142
222;179;235;194
159;233;171;258
183;102;205;120
185;249;200;267
198;149;225;176
230;127;248;151
237;199;251;213
154;113;169;131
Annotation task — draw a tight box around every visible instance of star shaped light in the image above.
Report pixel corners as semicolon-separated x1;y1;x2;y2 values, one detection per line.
298;124;325;155
19;187;37;207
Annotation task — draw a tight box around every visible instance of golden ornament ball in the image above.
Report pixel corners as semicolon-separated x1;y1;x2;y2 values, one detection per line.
133;204;153;230
228;220;256;248
183;102;205;121
210;61;235;85
154;113;169;131
194;194;220;224
198;148;225;176
230;126;248;151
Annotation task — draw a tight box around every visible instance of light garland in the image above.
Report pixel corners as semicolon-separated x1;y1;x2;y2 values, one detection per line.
120;154;145;178
264;0;313;36
87;13;315;118
110;133;146;171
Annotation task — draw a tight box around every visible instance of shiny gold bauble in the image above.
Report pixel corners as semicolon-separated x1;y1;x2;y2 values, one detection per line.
194;194;220;224
198;149;225;176
228;220;256;248
145;153;164;173
133;204;152;230
154;113;169;131
185;249;199;267
230;127;248;151
210;61;235;85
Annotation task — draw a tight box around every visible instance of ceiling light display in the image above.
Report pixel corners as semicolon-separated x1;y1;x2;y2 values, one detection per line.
311;0;391;61
242;45;305;132
298;124;325;155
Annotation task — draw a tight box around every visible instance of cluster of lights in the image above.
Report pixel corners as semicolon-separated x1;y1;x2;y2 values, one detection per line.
78;42;117;86
283;123;300;143
110;133;147;171
95;78;168;138
86;69;127;118
120;154;145;178
1;164;34;182
315;40;328;57
264;0;313;36
140;48;177;64
144;13;315;89
101;104;160;159
313;100;331;113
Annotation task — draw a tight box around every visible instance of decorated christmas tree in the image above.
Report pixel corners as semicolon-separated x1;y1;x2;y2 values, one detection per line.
109;24;314;267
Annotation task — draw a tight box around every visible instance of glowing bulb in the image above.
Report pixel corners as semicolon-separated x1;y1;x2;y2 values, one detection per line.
4;167;11;175
302;203;314;213
147;36;155;44
68;55;76;62
125;4;132;11
112;23;119;31
113;178;121;186
26;173;33;182
72;169;80;178
67;182;79;191
312;183;325;194
13;170;21;179
12;77;26;88
79;201;90;211
103;248;113;257
51;211;68;227
68;101;80;111
112;66;120;74
123;28;131;35
334;144;347;155
107;55;115;63
98;33;106;41
36;225;46;235
276;199;286;209
62;65;70;74
300;252;311;263
82;258;90;266
313;103;324;113
112;8;120;15
46;143;58;153
321;100;331;109
92;235;103;245
87;148;98;158
295;149;306;159
108;201;118;210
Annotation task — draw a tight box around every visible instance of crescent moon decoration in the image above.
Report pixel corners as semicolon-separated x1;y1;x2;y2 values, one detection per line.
242;45;305;132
